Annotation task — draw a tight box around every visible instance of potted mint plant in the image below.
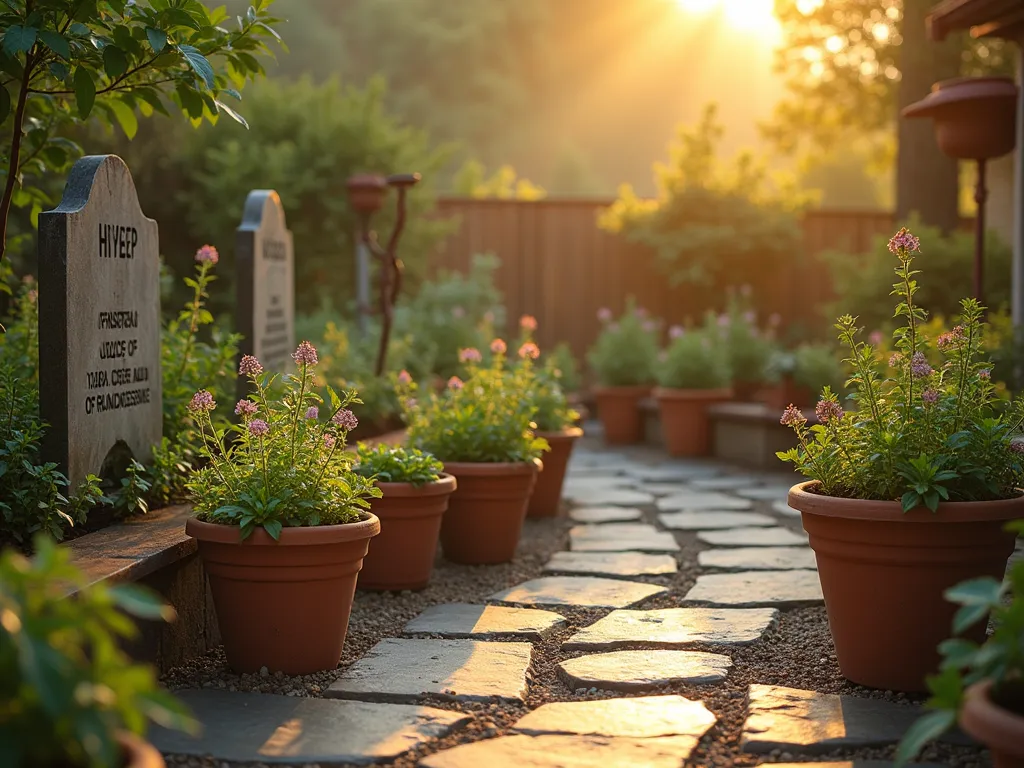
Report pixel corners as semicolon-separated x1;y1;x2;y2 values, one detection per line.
586;298;659;445
398;340;547;564
0;537;194;768
655;320;732;457
780;229;1024;693
353;443;456;590
185;342;381;675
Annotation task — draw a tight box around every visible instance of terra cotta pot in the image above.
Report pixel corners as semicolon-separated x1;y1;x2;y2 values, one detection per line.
185;514;380;674
654;387;733;457
528;427;584;518
440;461;539;564
788;482;1021;692
358;474;457;591
593;385;651;445
961;680;1024;768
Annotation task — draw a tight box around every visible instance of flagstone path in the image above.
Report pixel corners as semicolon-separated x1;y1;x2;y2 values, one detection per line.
155;437;989;767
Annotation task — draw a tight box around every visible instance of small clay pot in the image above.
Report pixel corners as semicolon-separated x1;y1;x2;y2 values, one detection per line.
186;514;380;674
593;385;651;445
961;680;1024;768
528;427;584;518
654;387;733;457
358;474;457;591
788;482;1022;692
440;461;539;564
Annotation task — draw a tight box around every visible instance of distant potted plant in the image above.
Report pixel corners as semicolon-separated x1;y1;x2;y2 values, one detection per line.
718;289;780;401
780;229;1024;693
0;536;195;768
586;298;659;445
185;342;382;675
896;521;1024;767
515;316;582;518
399;340;547;564
761;343;844;411
655;320;732;456
352;443;456;590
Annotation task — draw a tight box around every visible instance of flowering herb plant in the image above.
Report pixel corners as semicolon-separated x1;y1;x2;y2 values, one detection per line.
186;342;381;540
778;229;1024;511
586;298;659;387
515;316;579;432
716;288;780;391
353;444;444;487
658;318;731;390
398;339;548;464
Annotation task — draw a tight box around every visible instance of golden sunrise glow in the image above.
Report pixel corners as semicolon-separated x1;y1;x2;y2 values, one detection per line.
675;0;781;39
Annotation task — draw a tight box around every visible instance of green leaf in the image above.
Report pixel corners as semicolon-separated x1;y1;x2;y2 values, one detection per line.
37;30;69;59
146;27;167;53
48;61;68;81
103;45;128;79
900;490;920;513
73;67;96;118
263;519;283;540
108;98;138;139
166;8;202;30
0;87;9;125
952;602;991;635
178;44;215;89
214;98;248;128
109;584;176;621
945;577;1003;606
2;26;37;57
894;709;956;766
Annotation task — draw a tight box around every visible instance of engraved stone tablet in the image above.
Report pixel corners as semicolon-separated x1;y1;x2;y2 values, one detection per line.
235;190;294;377
39;155;161;487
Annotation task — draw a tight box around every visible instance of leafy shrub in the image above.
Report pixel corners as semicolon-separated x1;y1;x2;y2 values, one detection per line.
586;298;659;387
188;342;381;539
0;536;195;768
512;317;578;432
717;290;781;390
657;322;730;390
792;343;845;396
545;341;581;394
353;444;443;486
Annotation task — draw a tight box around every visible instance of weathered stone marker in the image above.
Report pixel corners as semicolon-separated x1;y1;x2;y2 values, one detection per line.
235;190;294;377
39;155;162;487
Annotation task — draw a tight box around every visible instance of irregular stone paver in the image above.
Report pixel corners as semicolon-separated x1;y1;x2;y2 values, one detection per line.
657;493;753;511
771;764;945;768
569;523;680;553
688;475;761;491
402;603;565;640
685;570;823;608
625;464;723;482
544;551;677;578
563;607;778;651
513;695;716;738
563;476;639;494
658;511;776;531
738;485;794;501
742;684;970;753
568;506;643;523
421;734;701;768
570;451;632;468
643;482;692;496
565;466;626;478
559;650;732;691
698;527;807;547
488;576;667;609
772;499;802;517
565;487;656;507
325;638;531;704
149;690;469;765
698;547;817;571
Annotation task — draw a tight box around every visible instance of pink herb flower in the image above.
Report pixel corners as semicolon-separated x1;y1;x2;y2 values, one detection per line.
195;244;219;264
451;305;466;319
397;369;412;385
459;347;483;364
188;390;216;413
490;338;507;355
869;331;884;346
292;340;319;366
780;404;806;427
634;306;648;319
305;406;319;420
239;355;264;377
1010;441;1024;455
936;331;956;349
323;433;336;451
815;400;843;424
922;388;940;405
642;320;657;333
447;376;464;390
718;314;730;328
910;351;932;379
979;369;991;380
332;409;358;431
248;419;269;437
669;325;685;340
889;352;903;368
404;397;418;410
518;342;540;360
234;399;258;417
520;315;538;331
597;307;613;322
888;227;921;255
743;310;757;325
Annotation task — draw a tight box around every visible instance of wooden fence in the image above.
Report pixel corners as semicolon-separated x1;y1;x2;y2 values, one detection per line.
429;197;908;358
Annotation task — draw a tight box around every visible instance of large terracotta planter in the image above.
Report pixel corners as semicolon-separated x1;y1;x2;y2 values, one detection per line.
788;482;1021;692
358;474;457;591
593;385;651;445
440;461;539;564
655;387;733;457
118;732;165;768
528;427;584;518
961;680;1024;768
186;514;380;674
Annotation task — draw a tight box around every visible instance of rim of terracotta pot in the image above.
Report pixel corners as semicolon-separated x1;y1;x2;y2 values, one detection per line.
536;426;584;441
788;480;1024;523
653;386;733;401
118;731;165;768
185;512;381;544
592;385;653;397
375;473;457;498
441;460;540;476
961;680;1024;757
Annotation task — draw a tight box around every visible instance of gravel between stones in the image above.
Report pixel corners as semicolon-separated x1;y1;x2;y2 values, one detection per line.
161;437;989;768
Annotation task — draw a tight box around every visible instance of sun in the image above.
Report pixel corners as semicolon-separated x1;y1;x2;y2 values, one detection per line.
676;0;781;38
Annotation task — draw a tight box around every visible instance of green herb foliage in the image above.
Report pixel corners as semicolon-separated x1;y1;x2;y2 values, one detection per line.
717;290;780;390
353;444;443;487
586;297;659;387
657;320;730;390
513;318;578;432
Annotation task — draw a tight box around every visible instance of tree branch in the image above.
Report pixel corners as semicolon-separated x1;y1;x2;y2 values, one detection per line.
0;52;36;269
